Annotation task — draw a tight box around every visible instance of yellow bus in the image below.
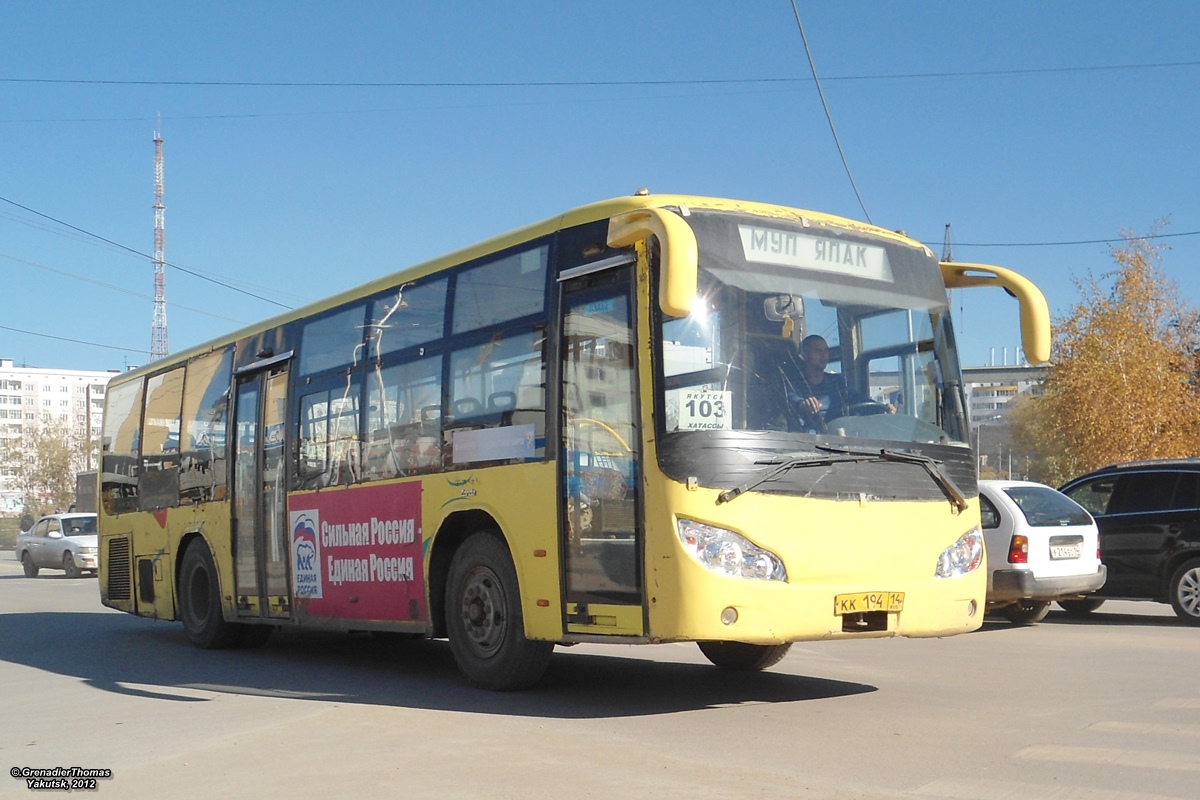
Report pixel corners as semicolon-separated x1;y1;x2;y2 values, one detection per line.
98;193;1049;690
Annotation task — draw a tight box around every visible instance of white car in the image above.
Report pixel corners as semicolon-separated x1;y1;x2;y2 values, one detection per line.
15;513;99;578
979;480;1106;624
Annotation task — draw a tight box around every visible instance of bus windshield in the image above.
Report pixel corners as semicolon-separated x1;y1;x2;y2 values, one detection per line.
656;210;971;499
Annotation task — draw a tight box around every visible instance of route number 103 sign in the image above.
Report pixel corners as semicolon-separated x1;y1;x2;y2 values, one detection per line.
678;390;732;431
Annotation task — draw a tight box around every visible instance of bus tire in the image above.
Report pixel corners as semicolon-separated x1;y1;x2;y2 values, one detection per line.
445;531;553;691
697;641;792;671
178;541;242;649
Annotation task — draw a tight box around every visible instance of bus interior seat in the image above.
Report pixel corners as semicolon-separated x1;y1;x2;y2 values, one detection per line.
487;391;517;412
451;397;483;420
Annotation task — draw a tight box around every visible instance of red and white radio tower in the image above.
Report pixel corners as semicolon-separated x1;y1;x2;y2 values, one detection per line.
151;126;169;360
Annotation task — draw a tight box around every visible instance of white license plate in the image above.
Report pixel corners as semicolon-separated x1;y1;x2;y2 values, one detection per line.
1049;544;1081;560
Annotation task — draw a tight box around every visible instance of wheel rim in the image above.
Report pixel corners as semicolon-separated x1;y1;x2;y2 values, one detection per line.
459;565;507;658
1177;567;1200;617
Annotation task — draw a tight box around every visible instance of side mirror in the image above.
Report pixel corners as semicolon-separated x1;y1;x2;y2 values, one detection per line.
940;262;1051;365
47;531;64;540
607;207;698;318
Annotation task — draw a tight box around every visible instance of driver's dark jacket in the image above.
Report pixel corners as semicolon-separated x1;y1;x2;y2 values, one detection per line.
781;362;851;430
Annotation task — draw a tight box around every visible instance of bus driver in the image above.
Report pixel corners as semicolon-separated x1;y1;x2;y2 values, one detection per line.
782;335;893;433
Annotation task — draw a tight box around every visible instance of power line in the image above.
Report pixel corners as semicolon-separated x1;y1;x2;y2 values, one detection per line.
0;194;293;309
0;323;149;354
790;1;871;224
0;250;245;323
928;230;1200;249
1;61;1196;88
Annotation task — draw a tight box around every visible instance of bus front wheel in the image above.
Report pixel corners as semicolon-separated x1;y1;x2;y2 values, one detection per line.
697;641;792;671
445;531;553;690
178;542;242;649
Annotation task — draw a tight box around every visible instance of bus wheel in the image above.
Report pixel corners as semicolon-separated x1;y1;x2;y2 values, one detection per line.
178;542;242;649
697;641;792;671
21;553;39;578
1000;599;1051;625
445;532;553;690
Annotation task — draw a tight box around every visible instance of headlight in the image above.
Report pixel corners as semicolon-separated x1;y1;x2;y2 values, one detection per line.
935;527;984;578
676;519;787;581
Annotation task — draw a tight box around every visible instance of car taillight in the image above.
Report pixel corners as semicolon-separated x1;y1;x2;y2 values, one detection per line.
1008;534;1029;564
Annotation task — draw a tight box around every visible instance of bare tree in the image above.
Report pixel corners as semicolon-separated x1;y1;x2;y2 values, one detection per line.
2;418;97;518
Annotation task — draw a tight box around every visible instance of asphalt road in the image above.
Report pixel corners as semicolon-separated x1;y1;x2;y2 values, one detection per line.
1;552;1196;799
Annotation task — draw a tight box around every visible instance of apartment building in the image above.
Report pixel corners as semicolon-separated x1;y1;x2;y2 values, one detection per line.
0;358;117;513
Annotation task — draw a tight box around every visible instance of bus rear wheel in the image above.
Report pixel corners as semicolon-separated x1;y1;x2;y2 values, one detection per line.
697;641;792;671
445;531;553;691
178;541;242;649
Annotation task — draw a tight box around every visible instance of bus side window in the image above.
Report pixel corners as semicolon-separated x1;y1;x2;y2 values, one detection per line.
297;379;362;489
446;328;546;465
139;367;185;511
363;355;443;481
102;379;144;515
179;348;233;504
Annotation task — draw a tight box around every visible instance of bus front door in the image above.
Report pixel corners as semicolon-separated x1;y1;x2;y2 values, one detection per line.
232;361;292;620
560;270;645;636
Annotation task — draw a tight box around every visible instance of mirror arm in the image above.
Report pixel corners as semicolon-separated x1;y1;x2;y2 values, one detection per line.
607;207;698;318
941;261;1051;365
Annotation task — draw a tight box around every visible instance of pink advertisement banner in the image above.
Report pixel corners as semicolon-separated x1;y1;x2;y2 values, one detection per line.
288;481;425;622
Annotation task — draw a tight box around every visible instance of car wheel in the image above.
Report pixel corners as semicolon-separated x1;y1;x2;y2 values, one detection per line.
1057;598;1105;616
697;641;793;671
1168;558;1200;625
178;541;242;649
1000;599;1051;625
444;531;553;690
63;552;82;579
21;553;39;578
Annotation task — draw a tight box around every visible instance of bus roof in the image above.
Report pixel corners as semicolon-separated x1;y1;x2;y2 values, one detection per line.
111;193;925;384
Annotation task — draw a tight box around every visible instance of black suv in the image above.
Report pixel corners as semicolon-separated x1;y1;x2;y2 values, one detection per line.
1059;458;1200;624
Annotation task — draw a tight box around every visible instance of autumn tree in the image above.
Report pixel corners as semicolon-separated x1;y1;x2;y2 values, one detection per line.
1;417;97;519
1010;229;1200;485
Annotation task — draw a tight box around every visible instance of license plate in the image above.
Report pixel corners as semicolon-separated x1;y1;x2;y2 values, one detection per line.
1050;544;1081;560
834;591;905;615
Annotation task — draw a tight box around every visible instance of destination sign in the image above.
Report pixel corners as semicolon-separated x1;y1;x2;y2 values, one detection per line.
738;225;893;282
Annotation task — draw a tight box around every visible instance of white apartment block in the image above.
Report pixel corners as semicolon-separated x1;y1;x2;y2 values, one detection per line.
0;358;117;513
963;365;1047;424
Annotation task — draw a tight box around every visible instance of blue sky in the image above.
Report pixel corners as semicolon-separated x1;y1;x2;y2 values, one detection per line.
1;1;1197;372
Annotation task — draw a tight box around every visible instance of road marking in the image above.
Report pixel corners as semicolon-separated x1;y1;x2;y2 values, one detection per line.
1155;697;1200;709
1015;744;1200;772
1089;720;1200;738
916;777;1187;799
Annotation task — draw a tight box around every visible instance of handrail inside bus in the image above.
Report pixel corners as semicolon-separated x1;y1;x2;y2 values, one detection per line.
606;207;698;318
940;262;1051;365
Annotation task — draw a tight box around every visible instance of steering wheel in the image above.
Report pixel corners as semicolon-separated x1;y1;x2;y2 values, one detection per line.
845;401;892;417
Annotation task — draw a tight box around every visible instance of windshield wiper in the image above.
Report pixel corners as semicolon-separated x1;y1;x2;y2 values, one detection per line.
716;452;882;504
817;444;969;513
